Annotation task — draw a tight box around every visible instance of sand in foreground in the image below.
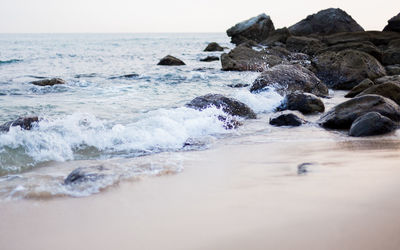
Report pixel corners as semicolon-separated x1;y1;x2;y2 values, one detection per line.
1;137;400;250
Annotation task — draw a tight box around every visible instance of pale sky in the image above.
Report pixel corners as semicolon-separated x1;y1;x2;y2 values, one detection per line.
1;0;399;33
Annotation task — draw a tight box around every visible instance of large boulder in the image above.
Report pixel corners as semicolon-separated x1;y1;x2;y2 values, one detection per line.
349;112;397;137
227;14;275;45
344;79;375;98
186;94;257;119
250;64;329;96
31;78;65;86
383;13;400;32
312;49;386;90
288;8;364;36
322;31;400;47
286;36;324;55
269;112;306;127
221;44;284;71
318;95;400;129
279;91;325;114
157;55;185;66
204;42;224;52
382;39;400;65
0;116;39;132
356;82;400;105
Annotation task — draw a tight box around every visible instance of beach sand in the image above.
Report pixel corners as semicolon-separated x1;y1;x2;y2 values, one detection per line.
1;132;400;250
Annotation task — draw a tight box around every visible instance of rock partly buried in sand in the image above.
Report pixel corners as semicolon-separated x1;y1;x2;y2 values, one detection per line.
204;42;224;52
157;55;185;66
286;36;324;56
186;94;257;119
288;8;364;36
312;49;386;90
349;112;397;137
0;116;39;132
64;166;108;185
279;91;325;114
383;12;400;32
227;13;275;45
200;56;219;62
385;65;400;75
317;41;382;61
221;44;284;71
356;82;400;105
269;112;306;127
345;79;375;98
318;95;400;129
382;39;400;65
31;78;65;86
250;64;329;96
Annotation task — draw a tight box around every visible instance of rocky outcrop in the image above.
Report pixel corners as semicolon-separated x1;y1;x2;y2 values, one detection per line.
383;13;400;32
279;91;325;114
269;112;306;127
286;36;324;55
0;116;39;132
344;79;374;98
317;41;382;61
349;112;397;137
322;31;400;47
221;44;284;71
374;75;400;84
186;94;257;119
204;42;224;52
200;56;219;62
260;27;291;46
288;8;364;36
250;64;329;96
227;14;275;45
382;39;400;65
312;49;386;89
318;95;400;129
31;78;65;86
157;55;185;66
356;82;400;105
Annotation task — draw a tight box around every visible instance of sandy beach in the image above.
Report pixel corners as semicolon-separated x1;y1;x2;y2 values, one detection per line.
1;132;400;250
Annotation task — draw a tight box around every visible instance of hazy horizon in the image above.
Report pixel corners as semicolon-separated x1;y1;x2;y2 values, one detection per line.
1;0;399;33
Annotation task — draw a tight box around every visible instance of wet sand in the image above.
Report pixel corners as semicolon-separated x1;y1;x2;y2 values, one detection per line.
1;134;400;250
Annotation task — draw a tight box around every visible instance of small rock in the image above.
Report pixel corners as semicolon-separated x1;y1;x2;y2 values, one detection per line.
227;83;250;88
269;112;306;127
64;166;108;185
345;79;375;98
349;112;397;137
31;78;65;86
0;116;39;132
279;91;325;114
200;56;219;62
297;163;313;175
204;42;224;52
157;55;185;66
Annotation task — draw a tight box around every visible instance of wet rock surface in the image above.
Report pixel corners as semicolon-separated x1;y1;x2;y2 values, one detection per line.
279;91;325;114
31;78;65;86
200;56;219;62
349;112;397;137
269;112;306;127
0;116;39;132
157;55;185;66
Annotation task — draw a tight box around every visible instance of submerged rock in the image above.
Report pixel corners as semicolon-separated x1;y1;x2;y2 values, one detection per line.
312;49;386;90
204;42;224;52
186;94;256;119
157;55;185;66
269;112;306;127
318;95;400;129
0;116;39;132
250;64;328;96
383;12;400;32
64;166;108;185
31;78;65;86
349;112;397;137
356;82;400;105
344;79;375;98
227;83;250;88
200;56;219;62
279;91;325;114
227;13;275;45
288;8;364;36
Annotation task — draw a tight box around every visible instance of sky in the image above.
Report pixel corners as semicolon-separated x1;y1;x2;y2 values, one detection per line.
1;0;399;33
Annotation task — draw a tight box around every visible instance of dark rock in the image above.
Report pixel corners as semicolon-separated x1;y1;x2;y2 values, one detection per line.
279;91;325;114
374;75;400;85
382;39;400;65
385;65;400;75
356;82;400;105
64;166;108;185
250;64;329;96
221;44;284;71
109;73;139;79
288;8;364;36
186;94;257;119
204;42;224;52
260;27;291;46
322;31;400;47
200;56;219;62
227;83;250;88
383;13;400;32
227;13;275;45
349;112;397;137
317;41;382;61
297;163;313;175
318;95;400;129
269;112;306;127
31;78;65;86
0;116;39;132
157;55;185;66
286;36;324;55
345;79;375;98
312;49;386;90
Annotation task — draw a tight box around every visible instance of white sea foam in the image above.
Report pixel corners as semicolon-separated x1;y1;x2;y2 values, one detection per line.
233;87;283;113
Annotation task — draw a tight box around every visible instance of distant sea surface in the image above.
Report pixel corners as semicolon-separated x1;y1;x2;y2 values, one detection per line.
0;33;283;199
